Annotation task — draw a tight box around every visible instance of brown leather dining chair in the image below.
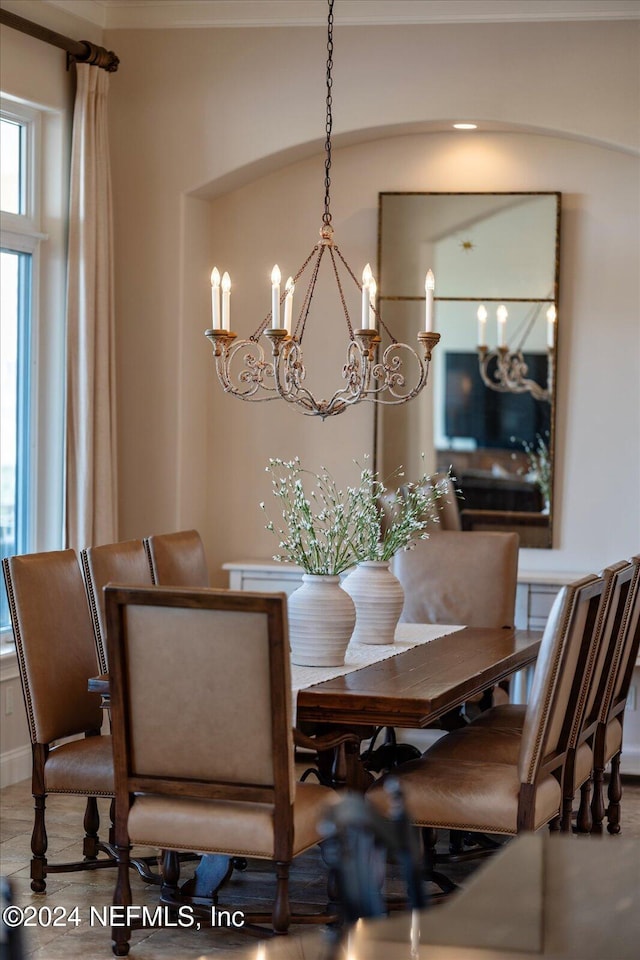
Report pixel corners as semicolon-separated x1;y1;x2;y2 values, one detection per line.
1;550;114;893
469;560;639;834
367;575;603;862
591;554;640;833
393;530;519;725
80;538;153;673
560;560;636;832
105;585;340;955
143;528;209;586
393;530;519;630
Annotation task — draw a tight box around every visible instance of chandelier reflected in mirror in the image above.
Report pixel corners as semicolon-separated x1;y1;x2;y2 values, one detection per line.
476;302;555;403
204;0;439;419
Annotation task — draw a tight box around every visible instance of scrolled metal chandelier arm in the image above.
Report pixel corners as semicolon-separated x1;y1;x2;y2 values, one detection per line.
204;0;439;419
477;345;554;403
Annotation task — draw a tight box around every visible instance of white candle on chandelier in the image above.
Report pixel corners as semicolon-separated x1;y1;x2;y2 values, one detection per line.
425;269;435;332
284;277;295;335
368;277;377;330
361;263;373;329
271;265;281;329
477;304;488;346
546;304;556;348
497;304;508;347
210;267;221;328
221;271;231;331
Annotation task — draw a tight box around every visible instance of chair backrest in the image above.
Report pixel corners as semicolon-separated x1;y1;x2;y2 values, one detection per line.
600;554;640;723
393;530;519;628
81;539;152;673
2;550;102;745
106;586;295;818
518;575;603;787
143;529;209;587
574;560;635;741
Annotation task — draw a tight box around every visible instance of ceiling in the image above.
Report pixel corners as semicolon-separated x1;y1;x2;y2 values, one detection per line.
46;0;640;30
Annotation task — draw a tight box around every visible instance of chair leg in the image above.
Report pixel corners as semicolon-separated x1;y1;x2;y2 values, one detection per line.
273;861;291;933
109;798;116;846
112;843;132;957
422;827;457;896
606;752;622;835
30;793;48;893
591;763;606;834
83;797;101;860
548;815;561;832
560;792;574;833
577;779;592;834
560;754;575;833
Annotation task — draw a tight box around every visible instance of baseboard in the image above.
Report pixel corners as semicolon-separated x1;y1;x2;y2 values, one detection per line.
620;744;640;777
0;745;31;788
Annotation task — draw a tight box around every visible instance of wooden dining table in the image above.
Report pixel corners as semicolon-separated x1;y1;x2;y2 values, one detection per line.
89;625;540;732
295;625;540;731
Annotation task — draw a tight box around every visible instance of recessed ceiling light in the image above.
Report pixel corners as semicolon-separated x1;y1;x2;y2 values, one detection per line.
453;123;477;130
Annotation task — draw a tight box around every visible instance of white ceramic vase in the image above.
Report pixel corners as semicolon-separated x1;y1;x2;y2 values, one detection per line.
342;560;405;645
287;574;356;666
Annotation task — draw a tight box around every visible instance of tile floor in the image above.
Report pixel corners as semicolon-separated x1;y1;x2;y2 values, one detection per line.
2;776;639;960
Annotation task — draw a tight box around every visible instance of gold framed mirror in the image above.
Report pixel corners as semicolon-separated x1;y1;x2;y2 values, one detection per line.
376;192;560;549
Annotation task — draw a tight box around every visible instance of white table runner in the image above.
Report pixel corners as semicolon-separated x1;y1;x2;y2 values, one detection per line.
291;623;464;717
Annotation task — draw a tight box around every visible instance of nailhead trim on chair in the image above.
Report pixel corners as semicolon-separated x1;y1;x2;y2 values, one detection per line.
599;561;640;724
567;569;618;747
130;838;321;858
2;558;38;745
80;550;109;675
524;583;583;784
47;787;114;797
142;538;158;585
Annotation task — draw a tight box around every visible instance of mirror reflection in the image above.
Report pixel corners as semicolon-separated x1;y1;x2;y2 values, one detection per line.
376;192;560;548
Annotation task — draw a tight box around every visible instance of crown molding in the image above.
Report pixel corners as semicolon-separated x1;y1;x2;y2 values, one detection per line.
44;0;640;31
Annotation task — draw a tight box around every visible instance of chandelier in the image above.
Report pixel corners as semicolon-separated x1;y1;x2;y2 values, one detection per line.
204;0;439;419
476;302;555;403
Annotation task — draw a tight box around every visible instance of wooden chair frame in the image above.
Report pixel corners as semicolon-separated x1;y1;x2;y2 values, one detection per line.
560;561;635;832
106;585;340;956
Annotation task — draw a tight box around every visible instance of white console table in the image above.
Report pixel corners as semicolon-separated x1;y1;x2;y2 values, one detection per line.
222;559;640;774
223;561;584;631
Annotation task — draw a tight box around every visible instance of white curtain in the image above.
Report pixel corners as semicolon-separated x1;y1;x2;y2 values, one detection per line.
65;64;118;550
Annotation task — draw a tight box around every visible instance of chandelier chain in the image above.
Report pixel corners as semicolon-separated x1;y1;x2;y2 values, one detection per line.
333;245;399;343
323;0;334;226
295;245;326;342
328;246;354;339
250;245;322;341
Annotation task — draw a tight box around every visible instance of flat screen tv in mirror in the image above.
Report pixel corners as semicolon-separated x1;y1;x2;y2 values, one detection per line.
376;192;560;549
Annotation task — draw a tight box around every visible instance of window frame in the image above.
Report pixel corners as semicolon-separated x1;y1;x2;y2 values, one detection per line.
1;96;66;639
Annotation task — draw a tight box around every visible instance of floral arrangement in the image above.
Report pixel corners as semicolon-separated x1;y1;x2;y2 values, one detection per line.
260;457;451;575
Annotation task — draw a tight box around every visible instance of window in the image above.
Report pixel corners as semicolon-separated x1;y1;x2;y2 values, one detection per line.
1;249;32;559
1;100;65;634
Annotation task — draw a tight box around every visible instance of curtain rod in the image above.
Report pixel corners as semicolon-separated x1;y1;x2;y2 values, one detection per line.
0;8;119;72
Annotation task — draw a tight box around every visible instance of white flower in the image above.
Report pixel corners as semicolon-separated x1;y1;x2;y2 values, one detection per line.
261;456;453;574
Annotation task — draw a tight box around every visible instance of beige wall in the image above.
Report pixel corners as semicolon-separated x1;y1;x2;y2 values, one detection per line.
102;18;638;583
199;132;639;578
